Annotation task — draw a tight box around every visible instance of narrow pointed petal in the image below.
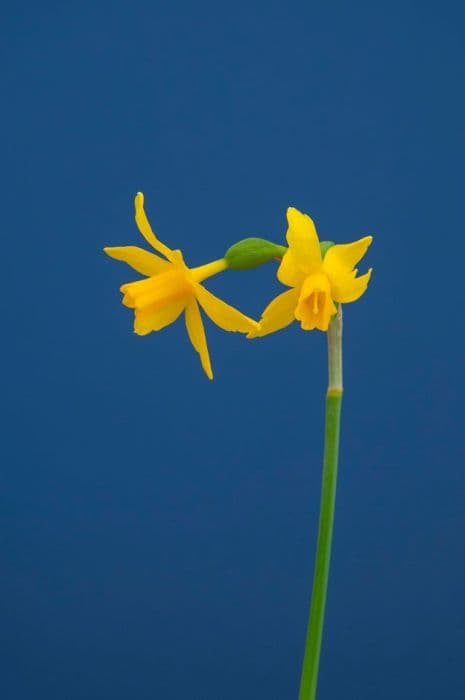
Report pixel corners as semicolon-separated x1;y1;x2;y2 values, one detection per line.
323;236;373;277
103;246;170;276
286;207;322;272
185;299;213;379
195;284;258;334
133;300;185;335
134;192;177;262
249;288;299;338
330;268;372;303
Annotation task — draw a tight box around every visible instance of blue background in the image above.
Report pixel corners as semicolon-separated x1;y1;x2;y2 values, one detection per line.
2;1;464;698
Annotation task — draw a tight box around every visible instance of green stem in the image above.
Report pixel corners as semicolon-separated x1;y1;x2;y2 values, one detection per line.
298;306;343;700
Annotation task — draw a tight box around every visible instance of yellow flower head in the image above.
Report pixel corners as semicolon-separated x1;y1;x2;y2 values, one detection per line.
104;193;258;379
251;207;373;336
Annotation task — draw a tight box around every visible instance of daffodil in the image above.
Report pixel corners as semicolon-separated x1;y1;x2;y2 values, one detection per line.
104;193;258;379
251;207;373;336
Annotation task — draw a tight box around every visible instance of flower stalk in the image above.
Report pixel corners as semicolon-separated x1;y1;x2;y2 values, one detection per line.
298;305;343;700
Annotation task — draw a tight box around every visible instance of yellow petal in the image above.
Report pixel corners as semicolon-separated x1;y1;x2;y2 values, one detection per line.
134;192;177;263
277;249;307;287
168;249;187;267
184;299;213;380
323;236;373;277
249;288;299;338
329;268;373;303
195;284;258;333
103;246;170;276
133;300;185;335
286;207;321;273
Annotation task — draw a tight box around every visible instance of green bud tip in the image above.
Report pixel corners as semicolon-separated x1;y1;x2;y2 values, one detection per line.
320;241;335;257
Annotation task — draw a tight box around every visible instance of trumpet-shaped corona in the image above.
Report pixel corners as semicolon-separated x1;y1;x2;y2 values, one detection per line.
250;207;373;336
104;193;258;379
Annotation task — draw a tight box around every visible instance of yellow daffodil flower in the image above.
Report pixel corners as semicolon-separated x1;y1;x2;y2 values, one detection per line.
104;193;258;379
251;207;373;336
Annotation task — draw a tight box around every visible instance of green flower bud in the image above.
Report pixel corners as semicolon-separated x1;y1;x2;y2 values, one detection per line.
224;238;335;271
224;238;287;270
